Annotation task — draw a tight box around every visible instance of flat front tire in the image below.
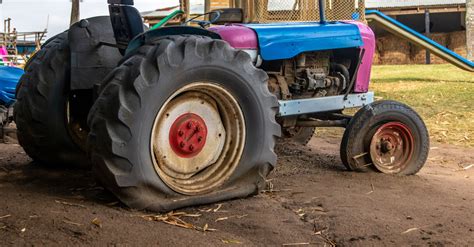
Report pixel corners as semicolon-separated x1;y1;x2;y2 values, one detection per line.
340;100;429;175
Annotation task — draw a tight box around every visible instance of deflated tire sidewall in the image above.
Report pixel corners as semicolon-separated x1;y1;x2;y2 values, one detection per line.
89;36;280;211
124;66;270;195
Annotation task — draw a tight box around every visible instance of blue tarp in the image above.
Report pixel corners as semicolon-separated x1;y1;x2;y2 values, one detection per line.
0;66;23;106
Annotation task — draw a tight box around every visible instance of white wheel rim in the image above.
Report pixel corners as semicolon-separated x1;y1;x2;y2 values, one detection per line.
150;82;245;195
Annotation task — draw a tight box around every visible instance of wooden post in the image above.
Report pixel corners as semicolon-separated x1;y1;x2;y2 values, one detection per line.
425;9;431;64
180;0;190;22
204;0;211;20
243;0;256;23
70;0;80;26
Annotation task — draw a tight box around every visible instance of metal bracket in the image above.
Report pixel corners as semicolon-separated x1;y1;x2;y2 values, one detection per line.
278;92;374;116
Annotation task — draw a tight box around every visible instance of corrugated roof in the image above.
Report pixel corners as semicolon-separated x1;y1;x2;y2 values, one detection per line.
366;0;466;8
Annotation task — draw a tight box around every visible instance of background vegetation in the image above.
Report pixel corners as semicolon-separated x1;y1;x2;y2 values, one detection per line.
370;64;474;147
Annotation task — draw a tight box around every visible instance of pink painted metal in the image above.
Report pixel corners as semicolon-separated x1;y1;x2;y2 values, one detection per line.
0;46;9;64
208;25;258;50
344;21;376;93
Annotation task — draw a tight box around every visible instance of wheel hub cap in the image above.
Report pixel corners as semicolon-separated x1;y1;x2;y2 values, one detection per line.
370;122;414;173
169;113;208;158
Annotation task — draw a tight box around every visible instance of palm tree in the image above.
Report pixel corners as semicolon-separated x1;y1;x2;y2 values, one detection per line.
70;0;80;26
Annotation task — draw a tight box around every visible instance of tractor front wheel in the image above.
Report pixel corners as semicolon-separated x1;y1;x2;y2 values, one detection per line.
340;100;429;175
87;36;280;211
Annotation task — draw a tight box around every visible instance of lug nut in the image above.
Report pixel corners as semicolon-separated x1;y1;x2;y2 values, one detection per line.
187;122;194;129
198;137;203;143
178;130;184;137
189;145;194;151
179;142;186;148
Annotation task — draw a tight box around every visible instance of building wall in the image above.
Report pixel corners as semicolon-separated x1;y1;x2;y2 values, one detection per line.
373;31;467;64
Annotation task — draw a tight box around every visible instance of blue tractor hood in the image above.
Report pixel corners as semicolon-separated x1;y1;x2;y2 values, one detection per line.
0;66;24;106
243;21;363;61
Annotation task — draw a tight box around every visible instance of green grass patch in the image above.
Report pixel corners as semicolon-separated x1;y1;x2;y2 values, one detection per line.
370;64;474;147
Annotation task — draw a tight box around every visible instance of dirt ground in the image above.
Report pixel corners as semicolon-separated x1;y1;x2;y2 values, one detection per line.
1;135;473;246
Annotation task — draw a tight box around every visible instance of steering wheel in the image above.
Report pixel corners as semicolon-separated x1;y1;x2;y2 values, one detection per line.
184;11;221;28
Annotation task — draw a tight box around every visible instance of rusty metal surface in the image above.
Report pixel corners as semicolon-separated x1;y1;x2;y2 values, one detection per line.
369;122;415;174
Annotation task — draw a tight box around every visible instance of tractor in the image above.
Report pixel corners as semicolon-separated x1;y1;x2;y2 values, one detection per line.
14;0;429;212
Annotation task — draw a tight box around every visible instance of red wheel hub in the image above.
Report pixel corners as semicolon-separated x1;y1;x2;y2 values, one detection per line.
169;113;208;158
370;122;414;172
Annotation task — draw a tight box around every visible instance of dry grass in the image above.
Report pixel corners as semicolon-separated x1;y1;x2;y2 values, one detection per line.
370;64;474;147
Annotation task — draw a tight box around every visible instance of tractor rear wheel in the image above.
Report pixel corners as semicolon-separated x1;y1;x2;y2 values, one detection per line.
340;100;429;175
87;36;280;211
14;33;89;167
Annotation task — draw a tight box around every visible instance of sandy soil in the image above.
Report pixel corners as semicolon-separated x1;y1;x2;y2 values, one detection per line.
1;136;473;246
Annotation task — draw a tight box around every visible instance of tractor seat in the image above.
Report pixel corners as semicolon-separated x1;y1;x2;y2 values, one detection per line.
108;0;144;51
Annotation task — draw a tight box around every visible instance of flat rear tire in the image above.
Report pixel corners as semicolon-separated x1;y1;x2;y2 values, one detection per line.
14;33;89;167
87;35;280;211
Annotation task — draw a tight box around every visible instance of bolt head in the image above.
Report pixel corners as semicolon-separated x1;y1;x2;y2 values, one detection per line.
187;122;194;129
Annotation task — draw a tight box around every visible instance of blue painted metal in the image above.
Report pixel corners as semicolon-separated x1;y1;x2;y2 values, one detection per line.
244;22;363;61
0;66;23;107
365;10;474;71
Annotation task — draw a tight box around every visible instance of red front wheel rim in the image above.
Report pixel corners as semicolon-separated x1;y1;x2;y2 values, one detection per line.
369;122;415;173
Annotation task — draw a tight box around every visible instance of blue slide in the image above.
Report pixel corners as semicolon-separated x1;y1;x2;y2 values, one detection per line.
365;10;474;72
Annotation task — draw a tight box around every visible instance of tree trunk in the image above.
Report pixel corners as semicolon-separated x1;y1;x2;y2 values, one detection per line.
467;0;474;61
70;0;80;26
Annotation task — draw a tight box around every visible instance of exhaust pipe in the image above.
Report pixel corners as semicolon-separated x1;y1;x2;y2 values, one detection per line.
319;0;326;24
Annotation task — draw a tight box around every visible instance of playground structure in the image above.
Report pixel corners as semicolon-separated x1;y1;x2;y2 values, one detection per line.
0;18;47;67
366;10;473;72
